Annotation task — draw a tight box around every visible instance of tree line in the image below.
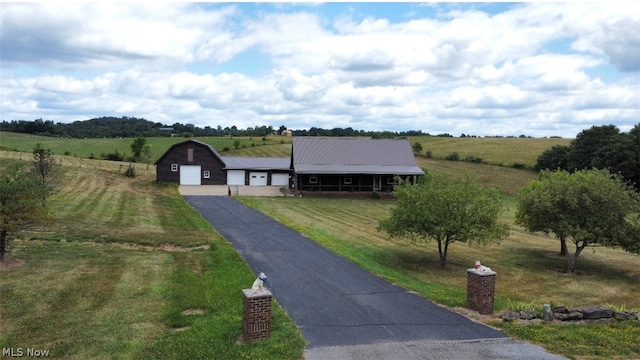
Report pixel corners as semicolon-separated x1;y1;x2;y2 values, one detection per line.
535;124;640;191
1;117;435;139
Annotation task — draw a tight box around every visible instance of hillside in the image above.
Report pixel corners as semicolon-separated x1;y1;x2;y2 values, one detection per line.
0;131;568;165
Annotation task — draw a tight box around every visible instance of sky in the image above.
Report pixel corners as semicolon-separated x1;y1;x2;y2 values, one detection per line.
1;2;639;138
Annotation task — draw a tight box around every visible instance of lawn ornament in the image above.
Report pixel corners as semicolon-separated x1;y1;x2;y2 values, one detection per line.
251;272;269;293
474;260;492;272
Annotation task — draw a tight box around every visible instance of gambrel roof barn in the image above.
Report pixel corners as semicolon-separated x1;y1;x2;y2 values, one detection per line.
155;139;289;186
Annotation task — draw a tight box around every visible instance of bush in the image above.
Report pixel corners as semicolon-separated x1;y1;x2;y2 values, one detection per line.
371;191;381;199
465;155;483;163
124;166;136;178
101;150;126;161
446;152;460;161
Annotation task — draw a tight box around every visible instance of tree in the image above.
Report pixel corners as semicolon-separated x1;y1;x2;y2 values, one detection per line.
142;143;152;170
535;145;570;172
412;142;423;156
516;169;640;273
566;125;623;171
130;136;148;160
377;174;509;267
32;143;60;206
0;169;47;261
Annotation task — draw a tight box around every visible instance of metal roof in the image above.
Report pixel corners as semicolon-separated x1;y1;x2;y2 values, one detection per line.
292;137;424;175
154;138;223;165
222;157;290;171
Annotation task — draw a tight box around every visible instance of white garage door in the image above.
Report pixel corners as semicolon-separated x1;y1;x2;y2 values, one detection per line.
227;170;245;185
271;173;289;186
180;165;201;185
249;172;268;186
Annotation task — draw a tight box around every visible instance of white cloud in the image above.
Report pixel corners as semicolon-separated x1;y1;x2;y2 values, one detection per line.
0;3;638;138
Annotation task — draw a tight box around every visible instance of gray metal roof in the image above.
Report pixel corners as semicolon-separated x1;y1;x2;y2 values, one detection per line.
222;157;290;171
292;137;424;175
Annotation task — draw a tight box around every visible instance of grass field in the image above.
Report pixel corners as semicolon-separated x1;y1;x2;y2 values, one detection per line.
408;136;571;168
1;133;638;359
236;194;640;359
0;155;305;359
0;131;293;161
1;131;568;168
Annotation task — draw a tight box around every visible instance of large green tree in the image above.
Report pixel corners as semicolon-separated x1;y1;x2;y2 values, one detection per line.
516;169;640;273
535;124;640;191
377;174;509;267
0;169;47;261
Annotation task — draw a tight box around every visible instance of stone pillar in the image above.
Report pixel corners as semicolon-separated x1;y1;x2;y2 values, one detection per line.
466;269;496;315
242;289;272;343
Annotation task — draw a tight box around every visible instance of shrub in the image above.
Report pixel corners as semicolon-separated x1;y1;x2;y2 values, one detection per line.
124;166;136;178
465;155;483;163
101;150;126;162
446;152;460;161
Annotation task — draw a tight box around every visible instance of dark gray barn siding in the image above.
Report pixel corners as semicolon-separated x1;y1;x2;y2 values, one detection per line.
156;140;226;185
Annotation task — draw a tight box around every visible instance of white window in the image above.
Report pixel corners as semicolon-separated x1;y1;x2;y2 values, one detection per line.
309;175;318;184
344;176;352;184
203;170;210;179
171;164;178;172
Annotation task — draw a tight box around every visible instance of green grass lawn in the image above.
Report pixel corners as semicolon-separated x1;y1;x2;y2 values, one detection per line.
2;134;637;360
237;190;640;360
0;155;305;359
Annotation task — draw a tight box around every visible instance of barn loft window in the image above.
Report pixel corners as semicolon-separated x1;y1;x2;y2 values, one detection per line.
187;148;194;163
309;175;318;184
343;176;352;184
171;164;178;172
203;170;211;179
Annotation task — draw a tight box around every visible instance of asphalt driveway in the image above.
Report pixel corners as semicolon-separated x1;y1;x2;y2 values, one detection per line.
185;196;566;359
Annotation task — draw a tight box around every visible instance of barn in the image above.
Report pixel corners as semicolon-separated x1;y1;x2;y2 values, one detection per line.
290;137;424;194
155;139;290;186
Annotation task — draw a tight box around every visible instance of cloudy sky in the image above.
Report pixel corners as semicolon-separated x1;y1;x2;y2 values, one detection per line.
1;2;639;138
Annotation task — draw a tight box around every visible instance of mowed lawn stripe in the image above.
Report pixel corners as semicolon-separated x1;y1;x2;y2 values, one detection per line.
0;241;171;357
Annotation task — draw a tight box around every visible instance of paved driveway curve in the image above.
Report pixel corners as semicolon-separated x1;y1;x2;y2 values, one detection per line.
185;196;566;359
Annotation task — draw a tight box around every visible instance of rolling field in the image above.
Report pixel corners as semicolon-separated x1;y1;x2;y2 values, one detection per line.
408;136;572;167
0;154;305;359
0;131;293;161
1;133;638;359
1;131;567;168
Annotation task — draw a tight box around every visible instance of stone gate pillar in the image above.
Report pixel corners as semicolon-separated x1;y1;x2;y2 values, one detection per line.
466;268;497;315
